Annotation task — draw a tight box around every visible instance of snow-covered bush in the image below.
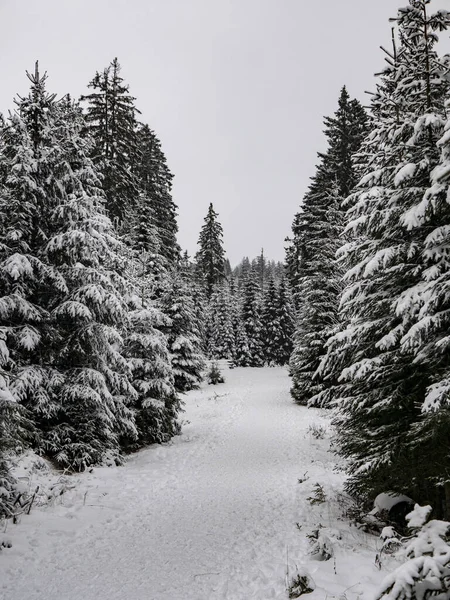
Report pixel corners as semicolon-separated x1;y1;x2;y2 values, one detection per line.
376;504;450;599
0;375;21;519
288;569;315;598
306;525;341;562
307;483;326;505
307;423;327;439
207;361;225;385
0;462;15;520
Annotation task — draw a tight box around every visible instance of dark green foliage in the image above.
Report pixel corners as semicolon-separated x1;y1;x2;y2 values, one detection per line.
261;277;294;366
81;58;140;227
206;284;235;360
195;203;226;297
239;274;264;367
207;361;225;385
234;255;284;290
0;65;182;470
274;277;295;365
317;2;450;512
161;275;205;392
123;293;181;450
289;88;369;406
261;279;279;365
0;378;21;518
134;124;180;265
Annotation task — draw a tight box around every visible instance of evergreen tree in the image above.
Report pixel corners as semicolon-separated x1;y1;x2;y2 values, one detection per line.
274;277;295;365
81;58;140;227
161;274;205;392
134;124;180;264
128;195;167;290
123;276;180;449
233;319;253;367
289;87;369;406
0;65;141;468
255;248;267;293
394;38;450;515
207;284;235;360
240;274;264;366
261;278;295;366
261;278;279;365
317;2;450;511
0;375;21;518
195;203;226;297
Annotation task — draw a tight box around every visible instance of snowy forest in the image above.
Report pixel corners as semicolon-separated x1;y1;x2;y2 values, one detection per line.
2;1;450;598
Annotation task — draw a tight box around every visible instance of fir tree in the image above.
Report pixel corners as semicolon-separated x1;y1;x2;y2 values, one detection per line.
0;375;21;518
207;284;235;360
195;203;226;297
0;66;139;468
134;124;180;265
274;277;295;365
261;278;295;366
261;278;279;365
394;41;450;515
255;249;267;293
123;282;180;449
317;2;450;510
161;274;205;392
289;87;369;406
233;319;253;367
81;58;140;227
240;274;264;366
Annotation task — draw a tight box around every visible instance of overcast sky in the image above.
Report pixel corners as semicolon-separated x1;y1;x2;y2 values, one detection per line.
1;1;450;265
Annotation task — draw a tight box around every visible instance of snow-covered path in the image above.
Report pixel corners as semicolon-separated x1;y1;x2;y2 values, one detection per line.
2;367;381;599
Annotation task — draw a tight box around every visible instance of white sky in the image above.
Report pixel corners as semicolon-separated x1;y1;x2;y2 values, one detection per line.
1;1;449;265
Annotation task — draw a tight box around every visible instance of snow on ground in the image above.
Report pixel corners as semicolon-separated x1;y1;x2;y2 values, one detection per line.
1;366;388;599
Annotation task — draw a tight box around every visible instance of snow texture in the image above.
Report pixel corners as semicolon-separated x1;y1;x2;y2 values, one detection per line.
1;366;384;599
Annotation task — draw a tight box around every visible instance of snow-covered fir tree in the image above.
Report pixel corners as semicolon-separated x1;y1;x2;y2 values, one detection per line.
81;58;140;228
161;274;205;392
261;279;280;365
134;124;180;265
394;44;450;516
261;278;295;366
195;203;226;297
0;374;20;518
232;319;253;367
289;88;368;406
317;2;450;510
123;277;181;449
0;66;144;468
377;505;450;599
274;277;295;365
239;273;264;367
207;284;235;360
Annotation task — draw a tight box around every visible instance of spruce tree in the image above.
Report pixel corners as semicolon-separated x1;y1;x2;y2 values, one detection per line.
195;203;226;297
261;278;279;365
161;274;205;392
255;249;267;293
134;124;180;265
81;58;140;227
317;2;450;510
240;273;264;366
0;66;141;468
261;278;295;366
289;88;369;406
233;320;253;367
274;277;295;365
0;375;20;518
207;284;235;360
123;275;180;449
